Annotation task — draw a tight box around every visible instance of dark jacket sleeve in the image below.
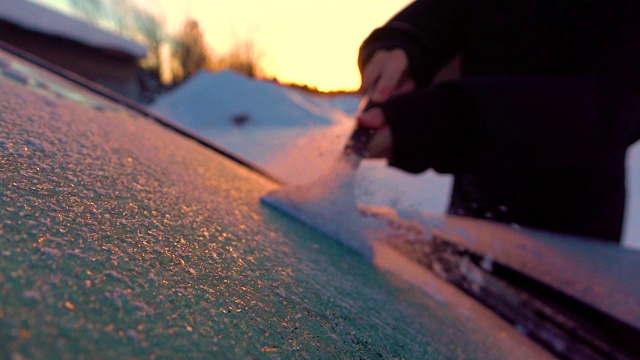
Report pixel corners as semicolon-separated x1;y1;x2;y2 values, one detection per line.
358;0;468;87
380;76;640;175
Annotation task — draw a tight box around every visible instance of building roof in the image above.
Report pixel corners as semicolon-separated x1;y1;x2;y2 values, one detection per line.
0;0;147;58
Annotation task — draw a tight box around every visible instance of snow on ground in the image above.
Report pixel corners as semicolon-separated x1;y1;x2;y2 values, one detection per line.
153;71;349;128
0;0;147;58
152;70;640;249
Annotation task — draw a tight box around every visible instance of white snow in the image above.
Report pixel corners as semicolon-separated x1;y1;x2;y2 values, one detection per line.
152;70;640;249
153;71;347;128
0;0;147;58
624;142;640;248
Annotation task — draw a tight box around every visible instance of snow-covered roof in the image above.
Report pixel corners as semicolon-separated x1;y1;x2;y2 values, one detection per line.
0;0;147;58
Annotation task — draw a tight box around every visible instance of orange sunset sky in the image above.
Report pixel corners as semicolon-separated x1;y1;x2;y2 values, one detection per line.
31;0;414;91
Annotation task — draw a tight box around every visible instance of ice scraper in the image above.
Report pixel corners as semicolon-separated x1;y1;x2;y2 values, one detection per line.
341;101;377;167
260;99;377;257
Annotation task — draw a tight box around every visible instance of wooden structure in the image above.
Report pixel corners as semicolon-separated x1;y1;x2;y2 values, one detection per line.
0;0;147;101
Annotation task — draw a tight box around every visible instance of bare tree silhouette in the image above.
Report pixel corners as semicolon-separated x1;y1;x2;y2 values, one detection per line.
211;40;263;78
172;18;211;82
68;1;266;84
133;9;165;72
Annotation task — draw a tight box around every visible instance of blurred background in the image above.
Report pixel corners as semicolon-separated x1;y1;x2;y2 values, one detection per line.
28;0;413;92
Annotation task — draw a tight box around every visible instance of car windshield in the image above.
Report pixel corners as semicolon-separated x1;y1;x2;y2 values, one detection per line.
0;49;550;358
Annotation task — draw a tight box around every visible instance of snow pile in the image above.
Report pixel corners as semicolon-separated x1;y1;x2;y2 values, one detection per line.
153;70;372;183
153;70;352;128
152;70;640;249
328;93;362;115
0;0;147;58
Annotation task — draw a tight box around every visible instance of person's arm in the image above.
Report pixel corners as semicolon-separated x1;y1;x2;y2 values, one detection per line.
378;75;640;175
358;0;469;89
603;3;640;146
356;0;469;158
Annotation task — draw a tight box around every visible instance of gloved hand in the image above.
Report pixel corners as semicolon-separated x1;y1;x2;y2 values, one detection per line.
357;49;416;159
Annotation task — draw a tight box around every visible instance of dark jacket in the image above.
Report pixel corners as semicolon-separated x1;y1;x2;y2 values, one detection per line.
359;0;640;241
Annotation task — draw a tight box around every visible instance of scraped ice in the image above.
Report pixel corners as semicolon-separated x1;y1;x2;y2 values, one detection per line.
261;159;375;258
